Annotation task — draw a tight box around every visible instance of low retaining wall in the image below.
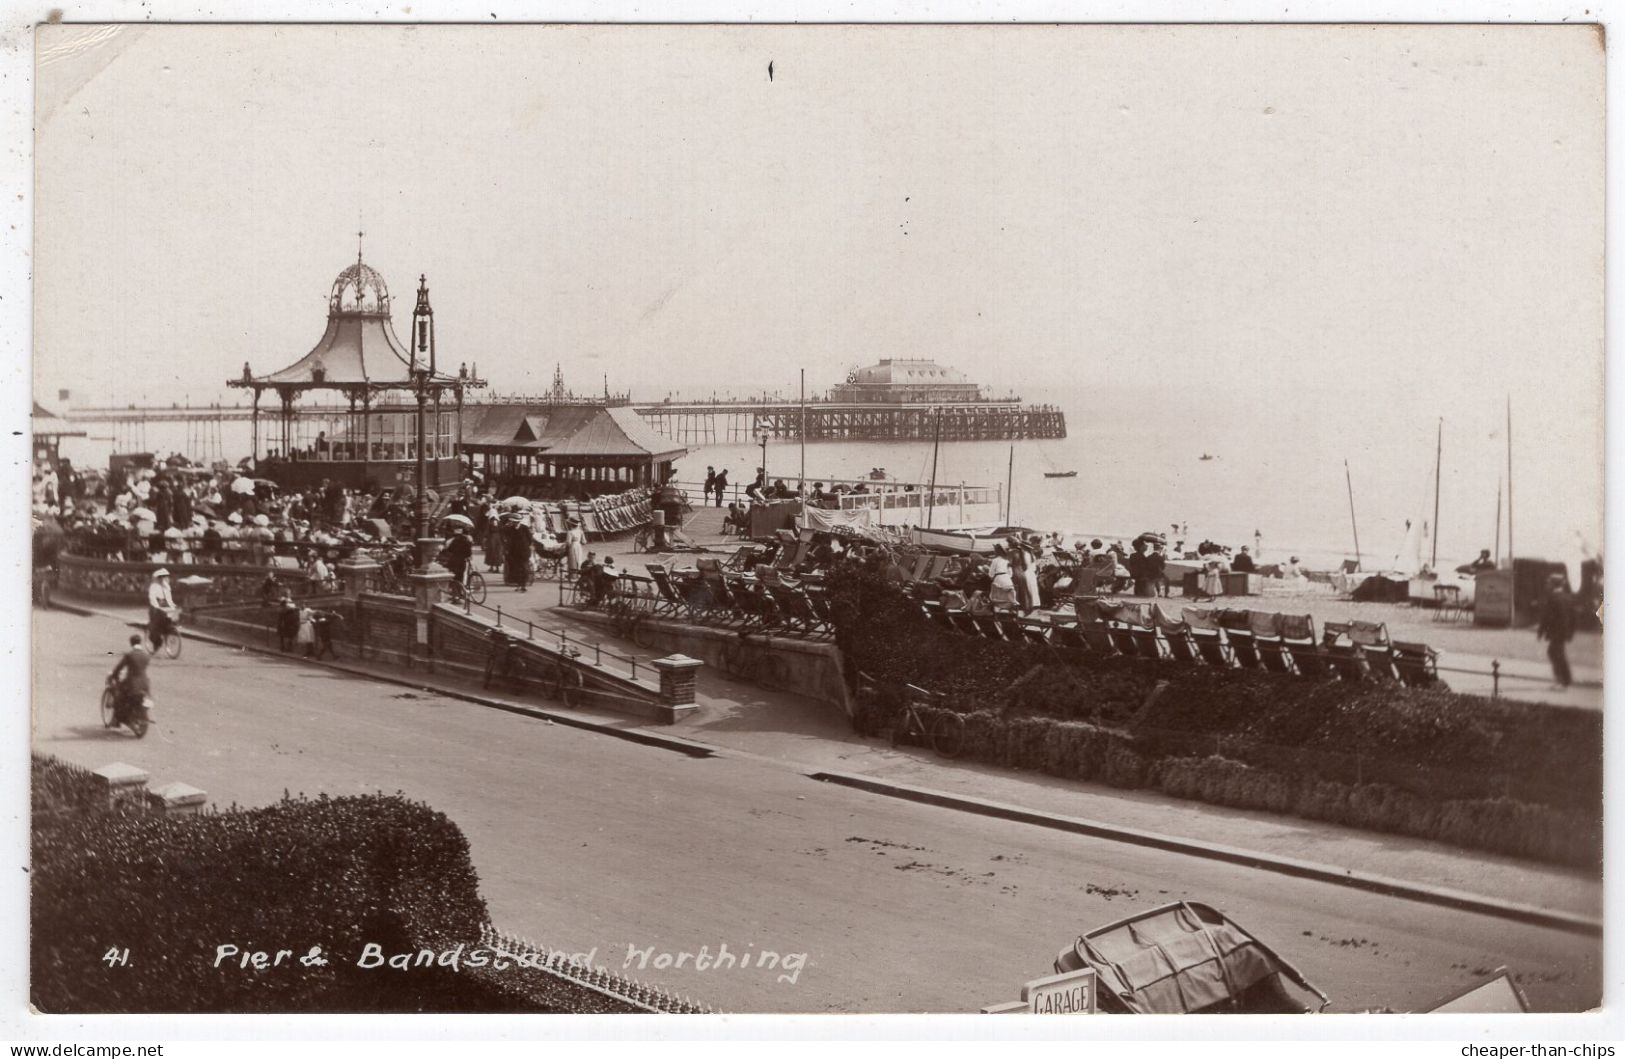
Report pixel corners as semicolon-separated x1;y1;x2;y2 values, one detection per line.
59;553;315;606
189;592;697;725
566;608;850;713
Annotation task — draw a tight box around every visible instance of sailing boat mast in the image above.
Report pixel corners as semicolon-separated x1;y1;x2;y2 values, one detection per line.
1344;459;1362;571
1005;444;1015;525
1494;477;1503;565
1431;418;1442;571
1507;396;1515;619
926;407;943;529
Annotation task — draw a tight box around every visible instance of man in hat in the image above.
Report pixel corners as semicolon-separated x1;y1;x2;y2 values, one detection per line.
1231;546;1256;573
146;568;180;651
1536;572;1576;688
108;633;154;727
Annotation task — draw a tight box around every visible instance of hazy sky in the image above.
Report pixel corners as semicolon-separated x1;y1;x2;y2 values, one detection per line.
32;23;1603;553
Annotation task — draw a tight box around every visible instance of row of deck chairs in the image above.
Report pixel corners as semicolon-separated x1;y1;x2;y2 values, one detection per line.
637;558;835;638
918;594;1439;685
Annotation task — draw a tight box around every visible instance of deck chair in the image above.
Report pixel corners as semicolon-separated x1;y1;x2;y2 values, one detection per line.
908;554;933;582
1183;607;1236;668
1217;610;1263;669
1348;620;1399;680
1319;621;1371;682
1117;601;1168;661
693;558;747;624
1393;641;1441;687
1017;616;1055;649
1050;620;1089;658
1278;614;1331;679
1153;604;1202;666
1074;601;1119;656
1249;611;1298;675
645;563;694;618
722;545;757;572
972;608;1011;641
948;605;983;637
757;567;818;634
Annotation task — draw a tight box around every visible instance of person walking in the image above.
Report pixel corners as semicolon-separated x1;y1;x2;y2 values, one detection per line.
276;597;300;652
565;518;587;576
295;602;317;658
711;469;728;508
703;466;718;506
505;516;532;593
1536;573;1576;688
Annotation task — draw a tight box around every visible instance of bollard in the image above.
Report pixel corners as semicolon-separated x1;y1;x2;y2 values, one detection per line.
527;620;534;640
595;642;602;666
1492;659;1501;699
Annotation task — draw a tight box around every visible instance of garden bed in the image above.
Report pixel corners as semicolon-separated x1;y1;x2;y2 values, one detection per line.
827;562;1601;867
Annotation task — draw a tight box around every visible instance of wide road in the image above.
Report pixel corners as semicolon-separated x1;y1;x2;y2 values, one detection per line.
31;610;1599;1014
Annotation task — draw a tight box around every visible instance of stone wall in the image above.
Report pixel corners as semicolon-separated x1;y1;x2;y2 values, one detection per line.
59;553;315;606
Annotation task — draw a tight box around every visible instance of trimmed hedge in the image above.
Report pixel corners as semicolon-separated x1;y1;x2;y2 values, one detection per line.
830;559;1601;866
31;778;638;1014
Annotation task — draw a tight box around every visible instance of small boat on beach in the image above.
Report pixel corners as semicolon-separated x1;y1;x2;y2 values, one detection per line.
1043;470;1078;478
910;526;1027;555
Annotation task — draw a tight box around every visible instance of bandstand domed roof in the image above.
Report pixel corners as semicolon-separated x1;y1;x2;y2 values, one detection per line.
329;260;392;316
233;254;457;391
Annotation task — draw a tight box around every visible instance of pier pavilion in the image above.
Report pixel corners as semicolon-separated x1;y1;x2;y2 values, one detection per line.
462;401;688;500
228;253;484;493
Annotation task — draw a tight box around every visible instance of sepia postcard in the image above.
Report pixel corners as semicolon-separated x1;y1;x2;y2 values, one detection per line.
10;11;1616;1048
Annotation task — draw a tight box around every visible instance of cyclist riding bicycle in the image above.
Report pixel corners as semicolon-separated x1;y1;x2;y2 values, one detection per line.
108;633;154;724
146;568;181;650
438;525;473;588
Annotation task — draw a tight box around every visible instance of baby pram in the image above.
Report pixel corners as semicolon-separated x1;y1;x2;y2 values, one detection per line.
530;533;567;581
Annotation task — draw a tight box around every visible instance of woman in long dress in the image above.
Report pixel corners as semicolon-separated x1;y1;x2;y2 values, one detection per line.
295;604;317;657
987;545;1018;607
484;512;505;573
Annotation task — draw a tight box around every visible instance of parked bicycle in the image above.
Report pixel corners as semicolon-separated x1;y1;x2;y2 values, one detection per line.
545;644;584;707
482;628;531;690
887;683;967;759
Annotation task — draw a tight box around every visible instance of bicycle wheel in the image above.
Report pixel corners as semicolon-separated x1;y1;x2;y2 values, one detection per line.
547;663;582;707
890;707;924;749
129;713;149;739
160;631;182;660
99;686;117;728
466;572;487;605
930;711;967;759
537;557;560;581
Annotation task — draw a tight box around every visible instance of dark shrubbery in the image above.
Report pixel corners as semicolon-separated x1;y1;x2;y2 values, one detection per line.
32;754;115;823
830;560;1602;866
31;776;638;1014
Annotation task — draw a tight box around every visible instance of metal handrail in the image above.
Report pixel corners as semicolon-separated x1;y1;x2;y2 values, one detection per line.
453;589;649;684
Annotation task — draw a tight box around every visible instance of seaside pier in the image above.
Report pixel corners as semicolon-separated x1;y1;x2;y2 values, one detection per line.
631;399;1067;445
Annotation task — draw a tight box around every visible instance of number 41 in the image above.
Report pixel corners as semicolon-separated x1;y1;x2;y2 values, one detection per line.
102;947;130;967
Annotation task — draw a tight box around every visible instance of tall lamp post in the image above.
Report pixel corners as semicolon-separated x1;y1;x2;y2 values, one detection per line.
411;274;437;570
758;431;769;491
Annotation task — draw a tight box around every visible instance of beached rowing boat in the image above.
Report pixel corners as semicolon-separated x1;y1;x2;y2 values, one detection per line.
1043;470;1077;478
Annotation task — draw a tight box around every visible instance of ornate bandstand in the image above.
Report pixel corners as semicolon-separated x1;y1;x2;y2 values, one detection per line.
228;251;485;494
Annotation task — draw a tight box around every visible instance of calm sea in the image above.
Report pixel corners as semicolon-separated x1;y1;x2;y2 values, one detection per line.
55;383;1594;574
